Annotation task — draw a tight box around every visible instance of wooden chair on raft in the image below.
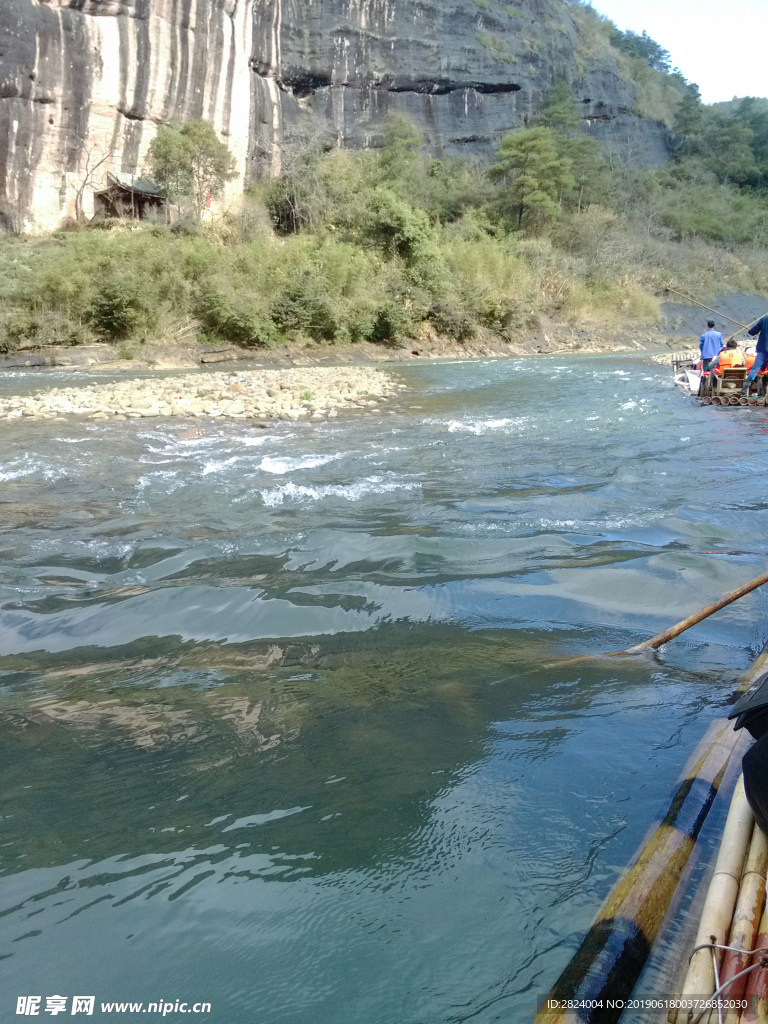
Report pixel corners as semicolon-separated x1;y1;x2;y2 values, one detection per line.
702;367;748;398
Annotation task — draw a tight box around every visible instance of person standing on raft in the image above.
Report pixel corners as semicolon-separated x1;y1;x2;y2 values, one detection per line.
699;319;724;370
740;312;768;395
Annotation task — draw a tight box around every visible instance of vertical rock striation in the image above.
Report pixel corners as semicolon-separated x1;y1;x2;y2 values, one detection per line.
0;0;672;231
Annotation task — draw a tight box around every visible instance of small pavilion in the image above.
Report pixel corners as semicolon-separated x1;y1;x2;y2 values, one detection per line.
93;173;168;222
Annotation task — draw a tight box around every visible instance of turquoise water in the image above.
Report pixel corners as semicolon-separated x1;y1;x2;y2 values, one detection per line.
1;355;768;1023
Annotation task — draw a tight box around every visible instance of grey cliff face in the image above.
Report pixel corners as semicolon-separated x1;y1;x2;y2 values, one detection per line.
254;0;635;159
0;0;672;230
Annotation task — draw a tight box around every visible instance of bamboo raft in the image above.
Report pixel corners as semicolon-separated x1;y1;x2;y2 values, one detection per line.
534;646;768;1024
671;355;767;407
659;290;767;408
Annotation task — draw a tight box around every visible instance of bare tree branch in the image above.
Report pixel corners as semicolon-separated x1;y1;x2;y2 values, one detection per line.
69;134;117;222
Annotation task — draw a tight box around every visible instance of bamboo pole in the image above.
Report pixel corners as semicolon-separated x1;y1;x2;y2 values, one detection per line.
642;374;676;395
721;825;768;1024
673;778;754;1024
741;906;768;1024
544;568;768;670
726;316;766;344
662;284;766;345
614;569;768;655
667;288;757;331
664;288;753;332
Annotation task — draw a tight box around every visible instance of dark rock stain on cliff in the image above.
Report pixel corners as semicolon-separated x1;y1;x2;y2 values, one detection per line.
121;0;151;170
61;9;93;170
221;8;237;133
189;0;209;119
161;0;181;120
174;0;194;115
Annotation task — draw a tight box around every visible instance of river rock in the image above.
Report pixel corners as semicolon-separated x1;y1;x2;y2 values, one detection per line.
0;366;400;425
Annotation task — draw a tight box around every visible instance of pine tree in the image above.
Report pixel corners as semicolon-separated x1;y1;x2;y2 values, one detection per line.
491;127;575;229
703;116;759;185
536;80;582;132
379;113;421;180
534;82;609;213
610;28;671;72
735;98;768;183
673;84;704;146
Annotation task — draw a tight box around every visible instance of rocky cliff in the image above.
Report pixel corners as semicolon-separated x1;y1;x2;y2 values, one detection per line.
0;0;673;231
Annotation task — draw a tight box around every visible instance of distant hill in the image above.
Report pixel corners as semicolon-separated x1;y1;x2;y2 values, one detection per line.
709;96;768;114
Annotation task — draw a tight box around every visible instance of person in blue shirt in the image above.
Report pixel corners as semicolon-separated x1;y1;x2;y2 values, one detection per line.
699;320;724;370
741;314;768;394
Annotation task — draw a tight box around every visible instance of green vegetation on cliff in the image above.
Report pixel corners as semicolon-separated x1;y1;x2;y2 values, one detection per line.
568;2;688;126
2;76;768;355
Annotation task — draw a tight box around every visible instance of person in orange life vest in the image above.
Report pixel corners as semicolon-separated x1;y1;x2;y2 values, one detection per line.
708;338;746;373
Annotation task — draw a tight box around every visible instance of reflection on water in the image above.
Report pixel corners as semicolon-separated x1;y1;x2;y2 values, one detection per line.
1;356;768;1022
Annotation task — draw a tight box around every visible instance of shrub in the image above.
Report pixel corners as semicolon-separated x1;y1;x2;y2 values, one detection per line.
271;282;341;342
88;282;152;340
0;308;94;352
427;302;476;340
367;300;417;344
5;102;768;356
478;298;523;332
364;188;434;262
199;292;278;348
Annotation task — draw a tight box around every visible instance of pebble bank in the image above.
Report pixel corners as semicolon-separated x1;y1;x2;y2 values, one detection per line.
0;366;403;423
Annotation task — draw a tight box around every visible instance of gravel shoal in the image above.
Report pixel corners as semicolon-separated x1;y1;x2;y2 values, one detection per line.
0;366;404;423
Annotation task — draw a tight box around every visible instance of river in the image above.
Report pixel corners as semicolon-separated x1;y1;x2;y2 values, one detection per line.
2;354;768;1023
